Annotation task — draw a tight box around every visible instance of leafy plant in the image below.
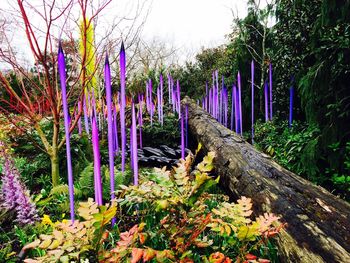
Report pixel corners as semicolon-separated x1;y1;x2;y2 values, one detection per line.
22;198;116;263
254;120;320;181
21;149;282;263
111;149;282;262
326;141;350;199
99;223;175;262
254;120;350;200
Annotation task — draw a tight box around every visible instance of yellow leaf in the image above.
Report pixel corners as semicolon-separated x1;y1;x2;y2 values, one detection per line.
195;143;202;155
224;224;232;236
102;206;117;225
48;239;60;250
38;239;52;249
219;226;225;235
139;222;146;231
237;225;259;241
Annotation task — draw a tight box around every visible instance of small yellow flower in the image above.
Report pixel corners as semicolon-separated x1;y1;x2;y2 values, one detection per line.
41;214;54;226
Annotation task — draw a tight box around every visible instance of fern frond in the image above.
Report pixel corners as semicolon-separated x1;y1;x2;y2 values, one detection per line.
49;184;82;198
49;185;69;196
78;163;94;197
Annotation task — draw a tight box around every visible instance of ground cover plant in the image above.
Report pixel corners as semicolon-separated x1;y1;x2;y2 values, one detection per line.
19;148;282;263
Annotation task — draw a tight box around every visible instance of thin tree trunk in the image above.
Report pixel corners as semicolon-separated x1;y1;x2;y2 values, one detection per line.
51;118;60;187
50;151;59;187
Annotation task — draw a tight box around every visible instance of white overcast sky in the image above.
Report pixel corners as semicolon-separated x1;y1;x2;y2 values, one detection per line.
1;0;251;67
143;0;248;51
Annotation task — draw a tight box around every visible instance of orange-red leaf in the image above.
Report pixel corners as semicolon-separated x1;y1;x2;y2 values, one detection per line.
245;254;257;260
139;233;146;245
209;252;226;263
131;248;144;263
142;248;156;262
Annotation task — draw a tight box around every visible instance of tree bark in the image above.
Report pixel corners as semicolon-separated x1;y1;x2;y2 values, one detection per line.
50;150;59;187
183;97;350;263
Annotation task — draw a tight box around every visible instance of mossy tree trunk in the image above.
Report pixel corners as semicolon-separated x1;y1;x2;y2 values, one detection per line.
183;97;350;263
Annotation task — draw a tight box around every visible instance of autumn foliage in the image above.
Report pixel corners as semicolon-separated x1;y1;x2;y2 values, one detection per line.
22;149;283;262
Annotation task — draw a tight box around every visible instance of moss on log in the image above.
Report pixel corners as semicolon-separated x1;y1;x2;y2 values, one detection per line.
183;97;350;263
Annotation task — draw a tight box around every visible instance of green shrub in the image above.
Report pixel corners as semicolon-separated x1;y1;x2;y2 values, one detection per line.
254;120;320;181
254;120;350;200
325;142;350;199
142;112;180;148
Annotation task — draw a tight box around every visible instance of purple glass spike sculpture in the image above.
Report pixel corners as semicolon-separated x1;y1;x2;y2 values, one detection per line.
251;60;254;144
176;80;181;115
185;104;188;148
172;84;176;112
157;84;161;123
104;54;116;215
269;62;273;120
219;77;223;124
92;115;103;205
205;81;209;111
119;41;126;172
160;74;164;125
212;74;216;118
146;81;149;113
181;110;185;159
264;81;269;123
289;85;294;128
91;89;98;127
231;85;235;131
57;42;75;221
138;94;143;149
216;71;219;120
113;105;119;155
238;72;243;136
209;88;212;115
149;79;153;126
234;84;238;134
224;87;228;127
130;121;134;172
131;101;138;185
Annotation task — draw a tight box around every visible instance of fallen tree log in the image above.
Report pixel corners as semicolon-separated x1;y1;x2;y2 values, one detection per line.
183;97;350;263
